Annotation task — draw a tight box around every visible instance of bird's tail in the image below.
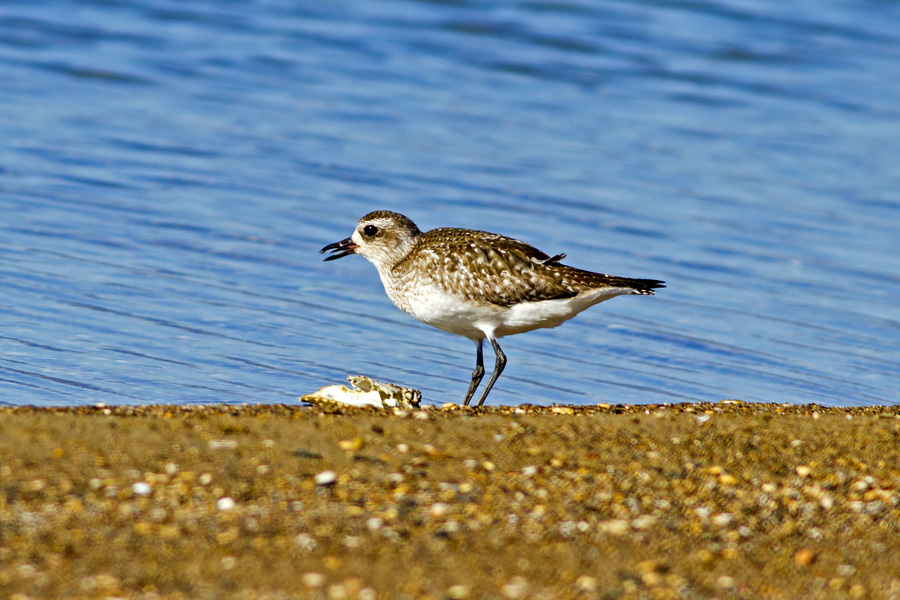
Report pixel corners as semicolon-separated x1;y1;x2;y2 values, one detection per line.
614;276;665;296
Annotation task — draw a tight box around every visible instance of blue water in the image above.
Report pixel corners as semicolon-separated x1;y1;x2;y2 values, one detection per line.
1;0;898;407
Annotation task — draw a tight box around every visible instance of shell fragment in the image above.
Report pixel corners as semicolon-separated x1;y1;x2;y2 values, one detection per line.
301;375;421;409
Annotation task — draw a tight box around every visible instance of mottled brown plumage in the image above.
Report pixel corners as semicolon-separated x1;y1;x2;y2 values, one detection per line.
400;227;662;308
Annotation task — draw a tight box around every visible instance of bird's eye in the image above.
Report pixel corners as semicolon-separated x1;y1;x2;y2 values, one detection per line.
363;224;378;237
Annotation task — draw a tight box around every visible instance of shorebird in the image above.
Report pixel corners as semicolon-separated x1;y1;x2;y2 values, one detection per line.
321;211;664;406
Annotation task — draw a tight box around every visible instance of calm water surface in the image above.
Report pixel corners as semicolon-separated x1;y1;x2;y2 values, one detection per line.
1;0;898;407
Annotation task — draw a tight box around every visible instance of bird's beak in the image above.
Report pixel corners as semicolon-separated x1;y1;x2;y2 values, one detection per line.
320;237;358;261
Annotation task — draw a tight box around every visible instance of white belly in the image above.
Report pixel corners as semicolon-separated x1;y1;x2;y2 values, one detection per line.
387;282;632;340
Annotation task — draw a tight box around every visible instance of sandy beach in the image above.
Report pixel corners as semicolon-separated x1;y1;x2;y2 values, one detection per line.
1;401;899;599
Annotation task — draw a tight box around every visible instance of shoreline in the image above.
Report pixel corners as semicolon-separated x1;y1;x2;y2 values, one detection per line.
2;401;899;598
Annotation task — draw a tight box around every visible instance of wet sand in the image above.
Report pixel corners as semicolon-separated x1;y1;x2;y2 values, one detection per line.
1;401;899;599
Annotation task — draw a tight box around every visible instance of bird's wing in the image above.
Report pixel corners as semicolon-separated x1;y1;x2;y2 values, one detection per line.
408;228;663;307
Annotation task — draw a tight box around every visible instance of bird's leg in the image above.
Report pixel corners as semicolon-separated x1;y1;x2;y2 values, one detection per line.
474;335;506;407
462;339;485;406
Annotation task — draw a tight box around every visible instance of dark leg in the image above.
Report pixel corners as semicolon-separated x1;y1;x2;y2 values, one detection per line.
474;335;506;407
462;339;485;406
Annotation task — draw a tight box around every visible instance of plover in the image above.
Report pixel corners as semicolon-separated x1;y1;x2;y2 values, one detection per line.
321;211;664;406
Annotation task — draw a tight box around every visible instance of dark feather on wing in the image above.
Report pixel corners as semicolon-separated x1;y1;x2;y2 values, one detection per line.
401;228;664;307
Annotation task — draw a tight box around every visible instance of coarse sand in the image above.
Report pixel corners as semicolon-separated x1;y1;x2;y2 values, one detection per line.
1;401;899;599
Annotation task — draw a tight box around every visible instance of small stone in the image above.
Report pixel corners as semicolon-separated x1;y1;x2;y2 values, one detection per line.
217;497;236;511
430;503;451;517
575;575;597;591
716;575;735;589
425;445;451;459
796;465;811;477
447;584;470;599
794;549;816;566
342;535;362;549
338;438;363;451
208;439;238;450
315;471;338;486
718;474;739;486
501;576;529;599
711;513;733;527
637;559;663;574
302;572;326;589
131;482;152;496
598;519;630;536
295;533;317;552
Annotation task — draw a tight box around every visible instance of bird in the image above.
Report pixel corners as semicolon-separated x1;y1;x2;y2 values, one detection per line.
320;210;664;407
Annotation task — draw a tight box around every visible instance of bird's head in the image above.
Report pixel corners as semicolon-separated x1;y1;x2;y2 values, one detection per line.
321;210;422;271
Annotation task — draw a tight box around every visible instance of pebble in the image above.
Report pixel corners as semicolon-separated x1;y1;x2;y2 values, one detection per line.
575;575;597;591
631;515;656;530
314;470;338;486
598;519;630;536
338;438;363;451
794;549;816;566
131;482;152;496
501;576;529;599
216;497;236;511
301;572;326;589
716;575;735;589
447;584;470;599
